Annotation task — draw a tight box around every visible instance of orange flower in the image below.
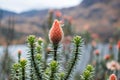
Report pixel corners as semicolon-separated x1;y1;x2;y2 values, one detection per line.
109;74;117;80
49;19;64;44
104;54;111;60
117;40;120;49
55;10;62;17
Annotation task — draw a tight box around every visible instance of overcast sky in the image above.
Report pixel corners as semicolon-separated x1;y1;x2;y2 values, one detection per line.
0;0;82;13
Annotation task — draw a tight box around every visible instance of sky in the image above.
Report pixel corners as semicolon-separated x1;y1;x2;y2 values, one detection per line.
0;0;82;13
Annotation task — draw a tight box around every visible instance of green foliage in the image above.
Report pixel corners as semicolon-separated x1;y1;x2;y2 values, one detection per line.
10;34;96;80
20;59;27;68
81;31;91;44
27;35;36;45
64;36;82;80
73;36;82;46
35;54;42;60
59;72;65;80
12;63;21;71
50;60;58;70
80;65;94;80
11;63;21;80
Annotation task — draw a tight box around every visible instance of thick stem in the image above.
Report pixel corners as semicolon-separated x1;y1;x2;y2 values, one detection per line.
53;44;58;61
22;67;25;80
30;44;42;80
30;47;34;80
85;78;88;80
50;70;55;80
64;45;79;80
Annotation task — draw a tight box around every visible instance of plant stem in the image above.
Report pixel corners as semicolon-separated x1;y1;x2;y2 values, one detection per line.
30;44;43;80
64;45;79;80
50;69;55;80
30;62;33;80
44;44;48;70
89;46;95;64
18;55;20;63
117;49;120;78
15;70;19;80
53;44;58;61
22;67;25;80
44;51;48;70
95;55;99;79
118;49;120;63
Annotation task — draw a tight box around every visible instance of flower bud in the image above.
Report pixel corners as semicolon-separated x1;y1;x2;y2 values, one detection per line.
117;40;120;49
55;10;62;18
59;72;65;78
50;60;58;70
27;35;36;45
38;37;44;45
94;49;100;56
86;65;94;72
35;54;42;60
83;70;91;78
18;49;22;61
20;58;27;68
13;63;20;70
18;49;22;55
73;36;82;46
104;54;111;60
109;74;117;80
49;19;64;44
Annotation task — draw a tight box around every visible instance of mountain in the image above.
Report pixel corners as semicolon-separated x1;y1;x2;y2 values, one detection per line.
0;9;17;19
0;0;120;44
81;0;111;7
66;0;120;40
19;9;48;18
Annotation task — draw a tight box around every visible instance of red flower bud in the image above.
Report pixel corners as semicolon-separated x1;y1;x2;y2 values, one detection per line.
117;40;120;49
55;10;62;18
104;54;111;60
109;74;117;80
94;49;100;56
18;49;22;55
49;19;64;44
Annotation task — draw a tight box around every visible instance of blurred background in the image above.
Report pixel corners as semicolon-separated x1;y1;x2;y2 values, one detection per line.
0;0;120;80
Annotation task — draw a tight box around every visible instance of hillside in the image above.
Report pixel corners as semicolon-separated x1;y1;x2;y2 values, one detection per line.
0;0;120;44
68;0;120;40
